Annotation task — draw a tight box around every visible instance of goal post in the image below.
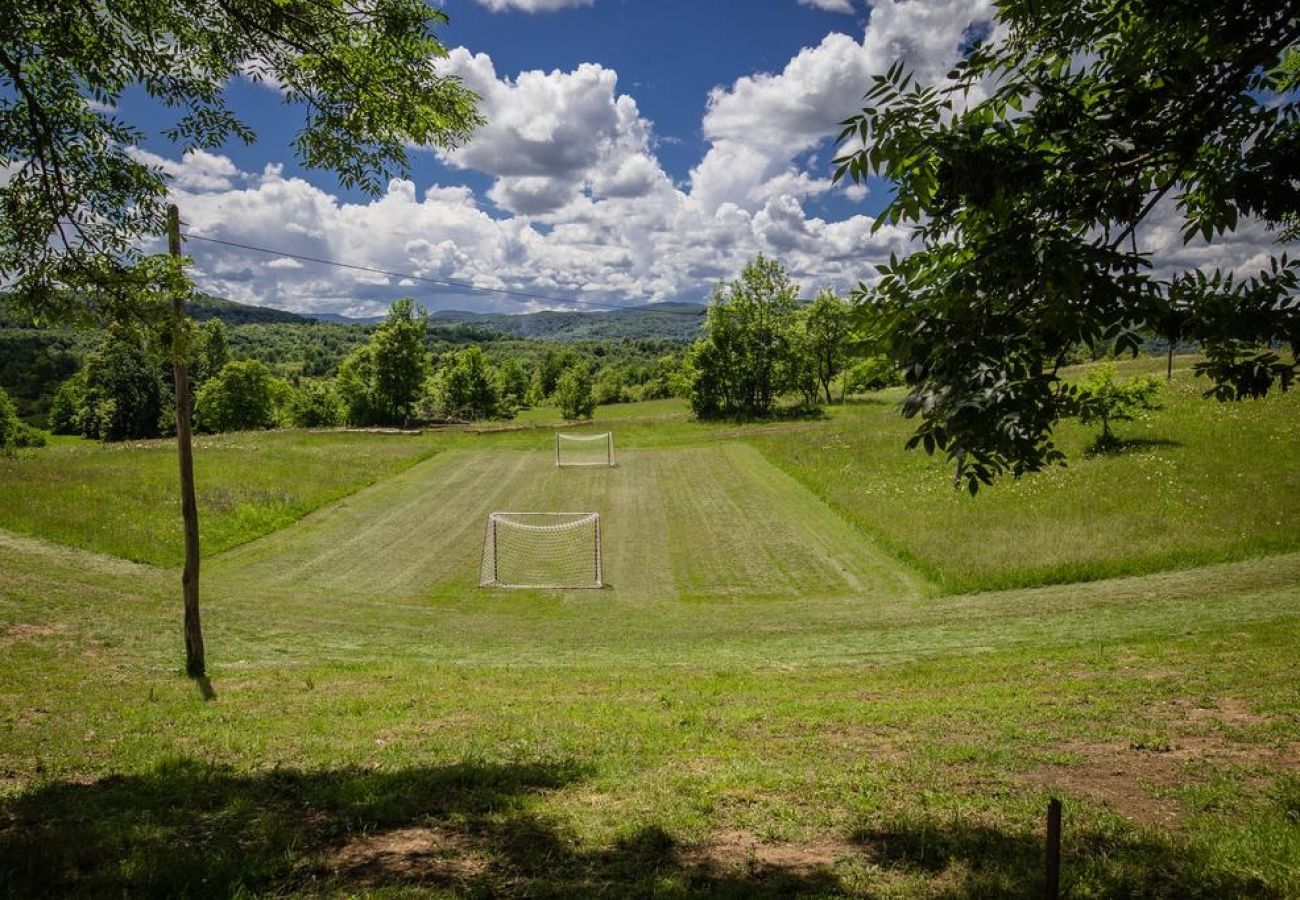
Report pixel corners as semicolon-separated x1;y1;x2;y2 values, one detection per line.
555;431;615;467
479;512;603;589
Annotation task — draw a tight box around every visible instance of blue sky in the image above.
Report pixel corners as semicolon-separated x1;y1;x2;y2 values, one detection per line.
127;0;995;316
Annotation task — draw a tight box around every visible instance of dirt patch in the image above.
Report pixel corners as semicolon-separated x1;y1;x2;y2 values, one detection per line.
0;623;67;648
1023;699;1300;826
331;825;488;887
684;828;854;876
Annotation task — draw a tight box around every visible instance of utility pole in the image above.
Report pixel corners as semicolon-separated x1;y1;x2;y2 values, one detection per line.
168;204;205;678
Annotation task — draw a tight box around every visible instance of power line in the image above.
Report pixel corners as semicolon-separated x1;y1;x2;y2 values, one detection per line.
181;232;681;313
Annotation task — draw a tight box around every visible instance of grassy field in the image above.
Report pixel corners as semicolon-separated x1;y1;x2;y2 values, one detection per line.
2;358;1299;896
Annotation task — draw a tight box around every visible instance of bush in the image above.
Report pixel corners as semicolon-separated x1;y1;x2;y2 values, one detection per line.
282;380;343;428
845;356;904;393
0;386;45;455
195;360;279;433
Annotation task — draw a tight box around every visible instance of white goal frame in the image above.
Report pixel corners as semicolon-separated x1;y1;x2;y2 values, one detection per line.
555;431;615;467
479;511;603;589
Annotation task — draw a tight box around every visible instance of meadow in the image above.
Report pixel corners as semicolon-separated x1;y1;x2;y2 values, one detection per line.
1;359;1298;897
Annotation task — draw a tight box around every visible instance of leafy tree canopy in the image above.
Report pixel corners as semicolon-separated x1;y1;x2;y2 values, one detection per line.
554;364;596;421
194;360;279;433
834;0;1300;492
1;0;482;322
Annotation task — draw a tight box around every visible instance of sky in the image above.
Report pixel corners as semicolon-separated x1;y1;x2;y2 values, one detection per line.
118;0;1291;318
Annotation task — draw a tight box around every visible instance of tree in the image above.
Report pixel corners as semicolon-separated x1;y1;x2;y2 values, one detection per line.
1074;364;1162;452
801;291;854;404
336;300;432;426
431;345;501;421
337;344;381;426
79;329;168;441
554;364;596;421
1;1;482;677
834;0;1300;492
496;357;531;412
194;360;279;433
370;299;432;425
193;319;231;387
687;255;806;418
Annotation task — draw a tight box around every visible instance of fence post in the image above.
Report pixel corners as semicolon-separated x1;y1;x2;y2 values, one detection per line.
1045;797;1061;900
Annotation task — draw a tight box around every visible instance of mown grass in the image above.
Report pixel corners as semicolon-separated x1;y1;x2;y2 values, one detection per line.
0;430;442;566
750;359;1300;593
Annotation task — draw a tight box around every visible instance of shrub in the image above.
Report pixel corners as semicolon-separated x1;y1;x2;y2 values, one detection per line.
845;356;904;393
282;380;343;428
195;360;279;433
0;386;45;455
1074;363;1162;452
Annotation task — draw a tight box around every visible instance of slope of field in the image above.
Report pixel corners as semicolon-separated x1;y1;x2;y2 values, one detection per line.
0;431;442;565
751;362;1300;592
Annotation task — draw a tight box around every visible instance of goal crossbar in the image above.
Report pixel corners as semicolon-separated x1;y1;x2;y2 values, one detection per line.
555;431;615;467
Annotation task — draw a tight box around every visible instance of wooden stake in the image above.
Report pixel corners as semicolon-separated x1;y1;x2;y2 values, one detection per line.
169;204;205;679
1045;797;1062;900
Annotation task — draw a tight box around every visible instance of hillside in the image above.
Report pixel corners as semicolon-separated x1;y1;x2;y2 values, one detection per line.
317;302;708;343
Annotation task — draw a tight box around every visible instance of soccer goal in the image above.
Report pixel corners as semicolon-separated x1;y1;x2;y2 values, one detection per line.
555;431;615;467
479;512;603;589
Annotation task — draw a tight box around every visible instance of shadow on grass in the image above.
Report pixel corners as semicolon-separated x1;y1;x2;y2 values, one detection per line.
1083;436;1183;457
852;813;1277;899
0;757;837;897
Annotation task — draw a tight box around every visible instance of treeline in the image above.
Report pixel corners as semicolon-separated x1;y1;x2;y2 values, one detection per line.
23;299;691;440
3;255;913;443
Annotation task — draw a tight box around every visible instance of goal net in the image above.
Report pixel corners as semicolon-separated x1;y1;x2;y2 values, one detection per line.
555;431;615;467
479;512;603;589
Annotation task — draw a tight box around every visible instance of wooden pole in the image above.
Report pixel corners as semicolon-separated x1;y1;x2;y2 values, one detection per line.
168;204;205;679
1045;797;1062;900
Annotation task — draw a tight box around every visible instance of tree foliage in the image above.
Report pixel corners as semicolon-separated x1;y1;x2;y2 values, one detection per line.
687;256;807;418
801;291;855;404
554;364;596;421
0;0;482;318
430;345;502;421
194;360;279;433
336;299;431;426
1074;364;1162;451
78;329;168;441
834;0;1300;492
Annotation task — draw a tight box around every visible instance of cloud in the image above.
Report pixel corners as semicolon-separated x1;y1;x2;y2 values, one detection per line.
472;0;594;13
163;1;1300;320
689;0;995;214
798;0;857;14
436;50;671;214
127;148;243;192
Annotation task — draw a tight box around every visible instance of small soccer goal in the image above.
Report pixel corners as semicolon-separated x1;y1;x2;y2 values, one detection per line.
555;431;615;467
479;512;603;589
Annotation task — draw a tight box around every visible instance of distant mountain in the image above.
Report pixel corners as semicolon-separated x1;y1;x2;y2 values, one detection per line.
308;312;384;325
188;295;313;326
422;303;708;343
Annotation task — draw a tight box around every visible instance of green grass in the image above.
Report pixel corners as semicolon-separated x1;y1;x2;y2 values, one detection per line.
0;430;442;566
2;360;1299;896
750;360;1300;592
